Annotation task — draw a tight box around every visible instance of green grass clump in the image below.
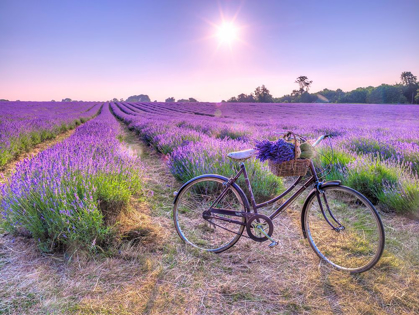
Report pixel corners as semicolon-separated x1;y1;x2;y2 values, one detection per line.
1;164;143;253
377;180;419;213
314;147;355;181
345;159;399;204
345;157;419;213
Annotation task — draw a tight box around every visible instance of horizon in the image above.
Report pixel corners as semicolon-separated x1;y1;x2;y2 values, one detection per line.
1;0;418;102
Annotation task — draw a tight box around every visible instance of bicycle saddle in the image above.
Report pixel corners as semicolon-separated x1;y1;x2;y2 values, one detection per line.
227;149;256;161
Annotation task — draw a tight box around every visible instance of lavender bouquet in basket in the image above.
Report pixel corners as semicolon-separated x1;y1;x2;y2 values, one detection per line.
255;139;295;164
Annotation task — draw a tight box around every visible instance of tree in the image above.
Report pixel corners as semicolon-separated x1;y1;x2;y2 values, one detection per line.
415;88;419;104
126;94;151;102
62;98;72;102
120;98;124;102
297;92;317;103
237;93;255;102
274;95;293;103
401;71;417;86
254;85;273;103
295;76;313;94
112;98;118;102
177;98;189;102
367;84;407;104
188;97;197;102
315;88;346;103
227;96;238;102
340;87;370;103
165;97;175;102
291;89;301;97
400;71;418;104
0;99;9;101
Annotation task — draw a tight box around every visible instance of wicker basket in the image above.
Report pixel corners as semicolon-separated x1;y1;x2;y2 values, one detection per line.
268;132;311;177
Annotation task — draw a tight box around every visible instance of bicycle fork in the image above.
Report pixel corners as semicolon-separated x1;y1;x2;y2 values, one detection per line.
315;189;345;232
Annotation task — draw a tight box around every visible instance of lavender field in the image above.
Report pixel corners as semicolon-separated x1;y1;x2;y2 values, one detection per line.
0;101;100;167
111;101;419;214
1;101;418;251
1;101;419;314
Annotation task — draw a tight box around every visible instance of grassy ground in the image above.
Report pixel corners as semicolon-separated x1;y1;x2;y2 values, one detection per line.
1;129;418;314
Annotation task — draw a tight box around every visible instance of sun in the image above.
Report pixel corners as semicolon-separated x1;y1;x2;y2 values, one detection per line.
216;22;239;44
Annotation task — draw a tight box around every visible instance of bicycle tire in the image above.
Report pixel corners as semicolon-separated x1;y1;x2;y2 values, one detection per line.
304;185;385;273
173;175;248;253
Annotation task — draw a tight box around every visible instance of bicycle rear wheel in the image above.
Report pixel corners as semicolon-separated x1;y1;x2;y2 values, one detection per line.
304;185;385;273
173;176;247;253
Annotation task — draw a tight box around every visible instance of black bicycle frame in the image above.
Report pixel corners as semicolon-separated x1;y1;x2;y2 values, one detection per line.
208;160;342;231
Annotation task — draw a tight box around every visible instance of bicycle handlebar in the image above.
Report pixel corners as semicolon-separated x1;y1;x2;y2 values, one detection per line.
275;132;332;147
312;134;332;147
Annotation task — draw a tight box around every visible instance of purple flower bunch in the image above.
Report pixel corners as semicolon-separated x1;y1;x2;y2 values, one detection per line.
255;139;295;164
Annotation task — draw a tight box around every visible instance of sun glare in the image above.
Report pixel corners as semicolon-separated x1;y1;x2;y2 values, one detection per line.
216;22;239;44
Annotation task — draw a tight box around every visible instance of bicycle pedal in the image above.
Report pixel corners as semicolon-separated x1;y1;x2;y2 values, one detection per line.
268;241;278;248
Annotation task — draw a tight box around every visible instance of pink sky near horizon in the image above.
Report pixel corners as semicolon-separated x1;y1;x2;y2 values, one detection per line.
1;0;418;102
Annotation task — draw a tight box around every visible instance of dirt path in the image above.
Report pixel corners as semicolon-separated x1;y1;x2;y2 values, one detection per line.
1;127;418;314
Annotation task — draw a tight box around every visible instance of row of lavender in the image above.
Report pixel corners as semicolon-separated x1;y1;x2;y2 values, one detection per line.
110;103;283;201
113;101;419;213
1;104;143;252
0;101;101;168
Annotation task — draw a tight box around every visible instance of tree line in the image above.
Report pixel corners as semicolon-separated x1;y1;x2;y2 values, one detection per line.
122;95;198;103
121;71;418;104
6;72;416;104
224;72;419;104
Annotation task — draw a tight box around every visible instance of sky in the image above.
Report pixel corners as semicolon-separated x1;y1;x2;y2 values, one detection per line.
1;0;418;102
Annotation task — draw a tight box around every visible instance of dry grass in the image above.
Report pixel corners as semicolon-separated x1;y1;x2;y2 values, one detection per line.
1;129;418;314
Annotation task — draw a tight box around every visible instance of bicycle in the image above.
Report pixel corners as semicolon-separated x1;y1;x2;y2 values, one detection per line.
173;134;385;273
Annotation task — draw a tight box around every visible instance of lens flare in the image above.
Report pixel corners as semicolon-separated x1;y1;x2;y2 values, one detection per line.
216;22;239;44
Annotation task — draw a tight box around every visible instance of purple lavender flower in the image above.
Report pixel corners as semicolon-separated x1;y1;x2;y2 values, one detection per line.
255;139;295;163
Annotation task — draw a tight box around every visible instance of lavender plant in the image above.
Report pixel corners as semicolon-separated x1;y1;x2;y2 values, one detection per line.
168;138;283;201
0;101;101;167
111;101;419;213
0;104;143;252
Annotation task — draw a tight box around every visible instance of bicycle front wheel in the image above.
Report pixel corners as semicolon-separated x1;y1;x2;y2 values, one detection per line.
173;176;247;253
304;185;385;273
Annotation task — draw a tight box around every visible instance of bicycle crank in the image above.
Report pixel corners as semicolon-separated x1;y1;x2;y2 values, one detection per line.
246;214;278;247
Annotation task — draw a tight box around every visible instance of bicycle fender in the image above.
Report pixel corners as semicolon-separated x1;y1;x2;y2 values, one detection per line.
300;181;342;238
173;174;251;212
